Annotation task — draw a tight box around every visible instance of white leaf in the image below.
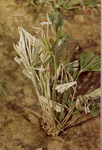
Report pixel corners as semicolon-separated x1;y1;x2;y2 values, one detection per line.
40;96;66;112
55;81;77;94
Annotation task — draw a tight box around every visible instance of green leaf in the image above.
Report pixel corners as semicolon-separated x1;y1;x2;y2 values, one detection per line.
72;71;79;79
47;13;54;26
41;38;51;52
68;60;79;72
84;55;100;71
80;53;86;70
82;52;95;68
90;106;100;117
73;109;80;116
67;99;71;107
56;11;63;33
72;105;83;117
82;0;100;8
80;52;100;72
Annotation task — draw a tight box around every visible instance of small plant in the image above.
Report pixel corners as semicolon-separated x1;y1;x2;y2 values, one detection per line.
14;12;100;136
30;0;100;12
82;0;100;8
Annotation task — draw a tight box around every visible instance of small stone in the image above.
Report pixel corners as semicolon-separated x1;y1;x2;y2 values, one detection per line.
47;140;64;150
35;148;43;150
23;86;32;97
22;97;35;106
74;15;85;23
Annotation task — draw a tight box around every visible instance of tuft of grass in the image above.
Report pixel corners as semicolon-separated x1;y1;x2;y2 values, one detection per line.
82;0;100;8
14;12;100;136
27;0;100;12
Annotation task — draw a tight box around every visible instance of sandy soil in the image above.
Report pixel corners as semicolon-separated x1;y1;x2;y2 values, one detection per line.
0;0;100;149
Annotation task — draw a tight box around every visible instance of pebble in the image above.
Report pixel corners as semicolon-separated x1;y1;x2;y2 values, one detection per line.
47;139;64;150
22;97;35;106
74;15;85;23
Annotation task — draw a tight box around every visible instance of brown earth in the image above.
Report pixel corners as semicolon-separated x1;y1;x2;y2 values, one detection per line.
0;0;100;150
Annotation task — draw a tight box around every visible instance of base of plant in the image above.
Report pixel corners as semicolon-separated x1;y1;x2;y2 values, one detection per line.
41;113;60;136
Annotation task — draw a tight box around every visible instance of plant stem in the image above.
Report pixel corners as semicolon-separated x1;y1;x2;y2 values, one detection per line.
75;70;81;81
59;92;66;122
52;55;57;124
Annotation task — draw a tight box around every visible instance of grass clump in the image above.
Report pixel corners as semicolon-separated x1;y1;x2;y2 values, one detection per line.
25;0;100;12
14;12;100;136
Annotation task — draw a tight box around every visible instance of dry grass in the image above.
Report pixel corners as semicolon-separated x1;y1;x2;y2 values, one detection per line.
14;13;100;136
